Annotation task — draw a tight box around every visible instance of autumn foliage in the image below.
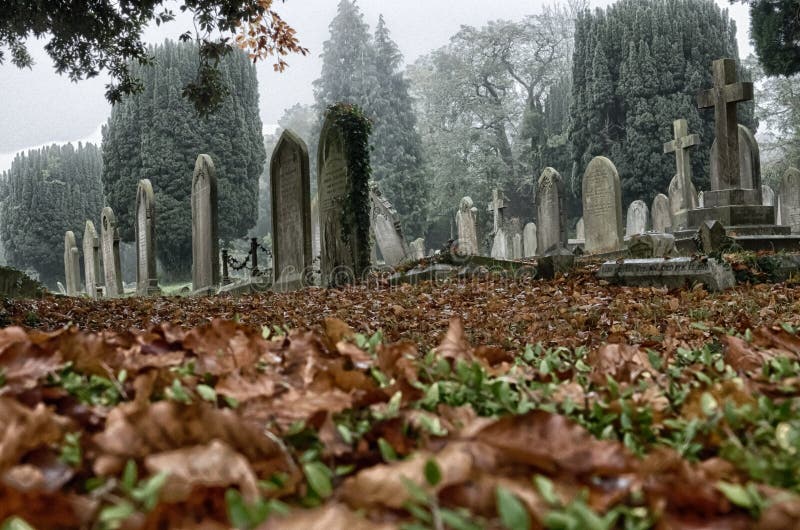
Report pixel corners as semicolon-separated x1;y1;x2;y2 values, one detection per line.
1;267;800;528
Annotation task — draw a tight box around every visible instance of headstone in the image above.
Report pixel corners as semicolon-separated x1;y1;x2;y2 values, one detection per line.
490;228;510;260
409;238;426;260
311;196;321;260
628;233;676;258
487;189;509;234
523;223;537;257
582;156;623;254
780;167;800;233
100;207;124;297
537;248;575;279
191;154;220;293
668;174;698;230
535;167;568;254
370;187;410;266
698;191;704;208
663;118;700;229
512;233;523;259
455;197;479;256
135;179;160;296
762;184;775;206
651;194;672;233
270;130;312;291
82;221;101;299
709;124;762;200
64;231;81;296
597;257;735;292
626;200;649;236
317;112;371;286
699;220;731;254
56;281;66;295
575;218;585;240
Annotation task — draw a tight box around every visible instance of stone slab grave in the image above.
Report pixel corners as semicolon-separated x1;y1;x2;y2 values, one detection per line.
582;156;624;254
317;110;372;287
597;257;735;292
689;58;780;231
83;220;102;299
389;254;536;285
270;129;312;291
370;185;410;267
64;231;81;296
191;154;220;294
664;118;700;231
536;167;568;255
652;194;672;233
101;207;124;297
626;200;649;236
136;179;161;296
455;197;479;257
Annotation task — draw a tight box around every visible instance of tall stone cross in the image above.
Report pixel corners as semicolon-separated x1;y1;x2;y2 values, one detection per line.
663;118;699;213
487;189;507;233
696;58;753;190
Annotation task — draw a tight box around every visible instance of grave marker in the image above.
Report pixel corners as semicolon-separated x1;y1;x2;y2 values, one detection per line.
663;118;699;227
780;167;800;233
651;193;671;233
270;130;312;291
101;207;124;297
136;179;160;295
523;223;537;257
82;221;101;299
64;231;81;296
536;167;567;254
626;200;649;236
455;196;479;256
191;154;220;293
582;156;623;254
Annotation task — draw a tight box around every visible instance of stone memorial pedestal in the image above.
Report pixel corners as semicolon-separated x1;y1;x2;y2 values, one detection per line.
597;257;735;292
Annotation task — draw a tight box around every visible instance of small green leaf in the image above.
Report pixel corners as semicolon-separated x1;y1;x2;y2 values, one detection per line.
717;482;752;509
2;518;35;530
496;486;530;530
700;392;718;416
98;501;136;528
121;459;138;493
534;475;559;506
196;384;217;402
378;437;398;462
303;461;333;498
337;424;353;445
423;458;441;487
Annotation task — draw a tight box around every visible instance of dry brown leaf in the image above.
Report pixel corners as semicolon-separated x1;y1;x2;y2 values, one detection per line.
258;503;398;530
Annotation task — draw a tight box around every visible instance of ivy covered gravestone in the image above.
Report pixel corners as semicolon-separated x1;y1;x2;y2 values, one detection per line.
317;104;372;287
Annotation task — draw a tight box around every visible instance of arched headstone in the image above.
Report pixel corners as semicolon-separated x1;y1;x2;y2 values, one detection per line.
762;184;775;207
83;221;101;299
523;223;537;257
651;194;671;233
136;179;160;295
780;167;800;233
101;207;124;297
455;197;479;256
270;130;312;291
582;157;623;254
191;155;220;293
626;200;650;236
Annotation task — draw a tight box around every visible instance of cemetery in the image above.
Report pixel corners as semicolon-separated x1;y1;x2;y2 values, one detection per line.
1;0;800;528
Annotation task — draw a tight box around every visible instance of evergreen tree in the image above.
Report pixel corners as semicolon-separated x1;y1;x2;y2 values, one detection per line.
0;143;104;287
744;0;800;77
569;0;756;206
102;40;266;278
369;15;428;237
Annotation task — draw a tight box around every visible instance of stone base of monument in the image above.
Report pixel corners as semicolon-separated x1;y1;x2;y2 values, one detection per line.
687;204;775;228
597;257;735;292
190;286;218;297
730;235;800;253
628;233;677;258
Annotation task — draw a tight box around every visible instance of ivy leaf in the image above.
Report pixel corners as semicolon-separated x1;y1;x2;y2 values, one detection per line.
496;486;531;530
423;458;441;487
303;461;333;498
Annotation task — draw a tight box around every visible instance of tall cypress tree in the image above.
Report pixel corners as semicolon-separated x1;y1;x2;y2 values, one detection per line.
0;143;104;287
102;40;265;278
569;0;755;206
369;15;428;237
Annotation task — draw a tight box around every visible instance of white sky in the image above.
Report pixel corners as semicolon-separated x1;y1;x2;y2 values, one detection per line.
0;0;753;172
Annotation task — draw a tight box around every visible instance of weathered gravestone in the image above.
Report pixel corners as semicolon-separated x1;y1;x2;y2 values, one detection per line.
664;118;700;230
575;218;584;240
597;257;735;292
317;110;371;286
691;58;774;226
82;221;101;299
488;189;511;260
409;238;426;260
455;197;479;256
762;185;775;207
371;187;410;266
699;220;732;254
512;233;523;259
780;167;800;233
536;167;568;254
523;223;537;257
651;194;672;233
698;191;704;208
582;156;623;254
135;179;160;296
626;200;650;236
101;207;124;297
628;233;677;258
191;154;220;293
490;228;511;260
64;231;81;296
270;130;312;291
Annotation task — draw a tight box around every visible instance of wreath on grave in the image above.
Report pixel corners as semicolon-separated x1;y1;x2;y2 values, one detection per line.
328;103;373;275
